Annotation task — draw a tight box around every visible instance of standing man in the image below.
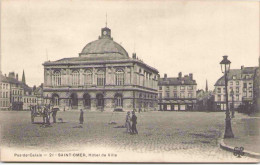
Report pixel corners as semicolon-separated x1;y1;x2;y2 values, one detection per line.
79;109;84;124
131;111;138;134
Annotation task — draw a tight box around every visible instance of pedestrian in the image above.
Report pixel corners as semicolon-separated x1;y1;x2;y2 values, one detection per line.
131;111;138;134
125;111;131;133
52;107;58;123
79;109;84;124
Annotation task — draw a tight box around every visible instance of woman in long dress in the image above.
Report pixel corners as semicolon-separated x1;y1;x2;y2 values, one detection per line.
79;109;84;124
125;111;131;133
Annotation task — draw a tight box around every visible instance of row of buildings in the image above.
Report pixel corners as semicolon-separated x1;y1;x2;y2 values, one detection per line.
0;71;43;110
1;26;259;112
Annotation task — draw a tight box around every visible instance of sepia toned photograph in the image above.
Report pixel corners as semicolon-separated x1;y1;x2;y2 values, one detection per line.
0;0;259;163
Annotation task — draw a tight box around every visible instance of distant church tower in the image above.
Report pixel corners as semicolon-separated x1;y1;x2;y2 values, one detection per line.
22;70;26;84
205;79;208;92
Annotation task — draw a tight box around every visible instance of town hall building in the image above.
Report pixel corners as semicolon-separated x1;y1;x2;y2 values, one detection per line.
43;26;159;111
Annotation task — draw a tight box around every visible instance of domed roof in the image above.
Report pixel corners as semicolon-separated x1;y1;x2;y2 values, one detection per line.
79;27;129;59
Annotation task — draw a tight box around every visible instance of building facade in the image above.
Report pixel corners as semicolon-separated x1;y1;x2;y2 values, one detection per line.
253;57;260;112
0;74;11;110
214;66;258;111
43;26;159;111
158;72;197;111
0;71;37;110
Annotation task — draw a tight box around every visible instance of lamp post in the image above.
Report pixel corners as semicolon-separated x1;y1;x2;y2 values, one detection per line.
220;55;234;138
230;88;235;118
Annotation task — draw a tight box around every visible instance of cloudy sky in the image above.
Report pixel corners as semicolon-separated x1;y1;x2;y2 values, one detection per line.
1;0;259;90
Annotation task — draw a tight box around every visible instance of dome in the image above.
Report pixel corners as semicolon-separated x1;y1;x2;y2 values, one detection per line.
79;27;129;59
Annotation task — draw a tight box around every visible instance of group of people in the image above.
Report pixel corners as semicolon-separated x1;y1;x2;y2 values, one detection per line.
125;111;138;134
30;105;58;125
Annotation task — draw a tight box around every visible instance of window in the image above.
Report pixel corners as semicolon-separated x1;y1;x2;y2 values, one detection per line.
115;69;124;86
53;71;61;86
236;95;239;101
159;86;162;90
84;70;92;85
159;93;162;99
188;86;193;90
115;95;123;107
218;95;221;101
248;83;252;88
243;92;247;97
188;93;193;98
230;81;233;85
83;93;91;107
245;75;249;79
180;92;185;98
166;92;170;98
96;94;104;107
97;70;105;86
249;91;252;97
180;86;185;90
173;86;177;90
232;76;236;80
173;93;177;98
72;71;80;86
243;83;247;88
236;87;239;93
236;81;239;85
217;88;221;93
166;86;170;91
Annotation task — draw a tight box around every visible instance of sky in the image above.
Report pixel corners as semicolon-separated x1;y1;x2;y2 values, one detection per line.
1;0;259;90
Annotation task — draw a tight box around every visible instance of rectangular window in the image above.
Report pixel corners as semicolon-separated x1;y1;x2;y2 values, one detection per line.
236;81;239;85
188;93;193;98
230;81;233;85
180;92;185;98
166;92;170;98
236;87;239;93
180;86;185;90
236;95;239;101
173;86;177;90
249;91;252;97
166;86;169;91
243;92;247;97
188;86;193;90
217;88;221;93
159;93;162;99
173;93;177;98
159;86;162;90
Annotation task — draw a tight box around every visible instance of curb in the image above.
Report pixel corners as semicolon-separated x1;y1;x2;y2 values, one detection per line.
219;138;260;159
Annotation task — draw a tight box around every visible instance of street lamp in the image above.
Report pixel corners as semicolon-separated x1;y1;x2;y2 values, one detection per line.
230;88;235;118
220;55;234;138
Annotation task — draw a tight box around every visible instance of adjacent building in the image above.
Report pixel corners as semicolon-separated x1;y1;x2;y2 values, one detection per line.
158;72;197;111
253;57;260;112
0;71;39;110
43;26;159;111
214;66;258;111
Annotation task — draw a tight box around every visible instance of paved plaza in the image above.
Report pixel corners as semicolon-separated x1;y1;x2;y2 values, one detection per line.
0;111;258;162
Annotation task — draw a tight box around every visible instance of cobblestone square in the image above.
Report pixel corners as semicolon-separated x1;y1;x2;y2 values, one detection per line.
0;111;258;162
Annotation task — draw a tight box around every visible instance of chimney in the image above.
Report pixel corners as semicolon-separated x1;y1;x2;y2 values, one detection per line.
132;53;136;59
8;72;15;78
178;72;182;78
16;73;18;80
189;73;193;80
164;73;167;79
241;65;244;70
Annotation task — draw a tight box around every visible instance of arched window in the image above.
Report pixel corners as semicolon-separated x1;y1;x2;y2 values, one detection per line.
72;70;80;86
53;71;61;86
97;70;105;86
83;93;91;107
96;94;104;107
84;70;92;85
52;94;59;106
115;69;124;86
115;94;123;107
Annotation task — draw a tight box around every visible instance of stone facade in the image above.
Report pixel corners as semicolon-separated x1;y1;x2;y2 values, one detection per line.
43;26;159;112
214;66;257;111
158;72;197;111
253;57;260;112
